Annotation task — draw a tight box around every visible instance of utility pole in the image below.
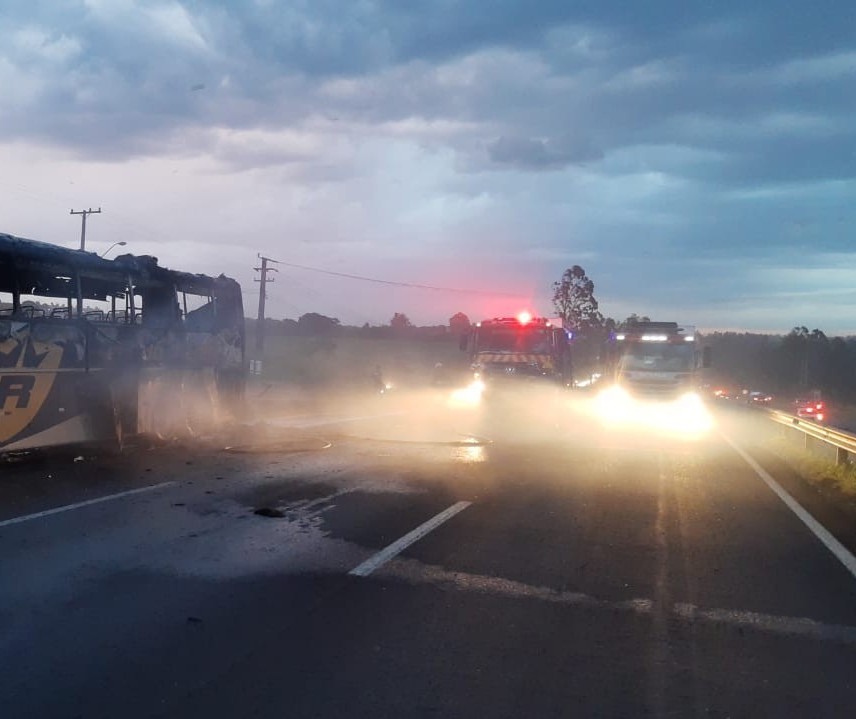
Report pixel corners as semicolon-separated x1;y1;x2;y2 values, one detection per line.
253;255;279;356
70;207;102;251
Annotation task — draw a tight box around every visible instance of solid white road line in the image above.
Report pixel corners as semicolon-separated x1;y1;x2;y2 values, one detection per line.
723;434;856;582
0;482;176;530
349;500;472;577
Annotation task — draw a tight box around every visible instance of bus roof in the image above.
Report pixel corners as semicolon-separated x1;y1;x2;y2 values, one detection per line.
0;232;240;300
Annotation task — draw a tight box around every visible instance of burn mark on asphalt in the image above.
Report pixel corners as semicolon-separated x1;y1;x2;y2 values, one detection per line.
253;507;286;518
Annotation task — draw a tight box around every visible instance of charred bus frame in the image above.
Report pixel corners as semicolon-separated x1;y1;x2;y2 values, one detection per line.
0;233;245;453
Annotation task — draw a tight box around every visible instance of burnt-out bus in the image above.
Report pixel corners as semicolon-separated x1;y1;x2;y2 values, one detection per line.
0;233;245;453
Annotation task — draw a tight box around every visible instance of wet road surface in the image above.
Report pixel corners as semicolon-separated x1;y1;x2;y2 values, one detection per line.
2;393;856;718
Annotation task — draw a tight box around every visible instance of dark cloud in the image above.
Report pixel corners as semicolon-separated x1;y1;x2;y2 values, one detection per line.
2;0;856;332
2;0;855;186
487;135;602;170
374;0;581;64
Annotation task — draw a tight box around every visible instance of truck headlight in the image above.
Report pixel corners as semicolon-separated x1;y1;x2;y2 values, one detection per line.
594;385;633;424
448;379;486;408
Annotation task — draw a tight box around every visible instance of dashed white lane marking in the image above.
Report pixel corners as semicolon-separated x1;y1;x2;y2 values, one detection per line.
349;500;472;577
722;434;856;582
379;558;856;645
0;482;176;529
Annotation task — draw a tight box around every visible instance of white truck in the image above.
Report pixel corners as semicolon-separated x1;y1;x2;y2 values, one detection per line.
612;321;709;399
596;321;712;433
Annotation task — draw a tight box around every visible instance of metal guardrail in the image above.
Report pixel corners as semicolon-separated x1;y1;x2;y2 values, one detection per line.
766;409;856;464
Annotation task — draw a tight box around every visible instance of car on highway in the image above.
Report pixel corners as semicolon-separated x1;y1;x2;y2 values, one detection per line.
712;388;735;401
794;397;825;422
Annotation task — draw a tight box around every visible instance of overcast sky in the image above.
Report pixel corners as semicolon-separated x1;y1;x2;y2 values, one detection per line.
1;1;855;332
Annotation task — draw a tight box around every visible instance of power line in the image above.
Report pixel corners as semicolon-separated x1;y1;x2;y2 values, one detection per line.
282;272;377;326
270;259;524;297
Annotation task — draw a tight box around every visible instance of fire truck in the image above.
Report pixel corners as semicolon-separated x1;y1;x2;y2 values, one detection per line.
462;312;573;388
610;321;709;398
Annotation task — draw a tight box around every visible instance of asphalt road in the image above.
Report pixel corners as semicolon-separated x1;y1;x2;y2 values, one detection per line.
2;392;856;718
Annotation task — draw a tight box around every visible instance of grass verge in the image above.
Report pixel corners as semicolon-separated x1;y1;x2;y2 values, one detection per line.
766;435;856;514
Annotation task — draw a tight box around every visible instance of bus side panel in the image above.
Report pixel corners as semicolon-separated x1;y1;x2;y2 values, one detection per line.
134;325;244;436
0;320;118;451
136;367;219;437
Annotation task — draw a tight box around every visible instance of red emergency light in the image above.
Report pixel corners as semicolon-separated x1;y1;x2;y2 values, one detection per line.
479;315;553;328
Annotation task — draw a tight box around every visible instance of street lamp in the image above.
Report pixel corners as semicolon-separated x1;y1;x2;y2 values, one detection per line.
101;241;127;258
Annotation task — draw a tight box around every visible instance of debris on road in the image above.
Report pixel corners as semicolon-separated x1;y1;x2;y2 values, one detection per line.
254;507;286;518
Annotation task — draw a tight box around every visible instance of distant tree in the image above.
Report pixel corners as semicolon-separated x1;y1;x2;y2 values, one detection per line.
390;312;412;331
781;327;809;388
699;329;856;400
705;331;778;390
280;318;299;336
825;337;853;396
621;313;651;327
297;312;341;336
552;265;603;332
414;325;449;340
449;312;471;334
806;328;829;389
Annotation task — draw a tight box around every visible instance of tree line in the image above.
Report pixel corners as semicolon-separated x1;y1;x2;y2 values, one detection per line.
245;311;473;341
704;328;856;399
